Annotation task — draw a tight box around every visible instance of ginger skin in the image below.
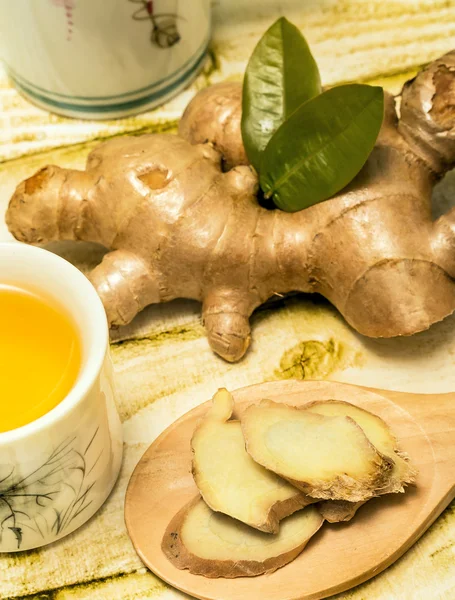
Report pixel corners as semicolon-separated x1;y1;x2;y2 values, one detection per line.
6;52;455;362
178;81;247;171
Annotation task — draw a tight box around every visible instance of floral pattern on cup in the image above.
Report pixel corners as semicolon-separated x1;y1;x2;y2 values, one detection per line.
0;425;102;550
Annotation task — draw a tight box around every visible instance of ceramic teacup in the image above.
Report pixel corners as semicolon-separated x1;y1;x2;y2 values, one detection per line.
0;243;122;552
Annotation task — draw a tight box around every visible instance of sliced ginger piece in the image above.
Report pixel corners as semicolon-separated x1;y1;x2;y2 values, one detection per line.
162;497;323;578
191;389;311;533
317;499;365;523
305;400;416;522
305;400;415;492
241;400;392;502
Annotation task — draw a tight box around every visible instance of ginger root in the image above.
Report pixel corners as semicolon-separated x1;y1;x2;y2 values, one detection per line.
191;389;311;533
162;497;323;578
241;400;393;502
162;392;415;578
178;81;247;171
6;53;455;362
305;400;416;522
317;500;365;524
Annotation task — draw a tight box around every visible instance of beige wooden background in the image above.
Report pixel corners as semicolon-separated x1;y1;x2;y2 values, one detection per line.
1;1;455;598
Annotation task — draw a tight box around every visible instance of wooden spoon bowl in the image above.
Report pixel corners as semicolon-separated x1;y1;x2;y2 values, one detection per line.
125;380;455;600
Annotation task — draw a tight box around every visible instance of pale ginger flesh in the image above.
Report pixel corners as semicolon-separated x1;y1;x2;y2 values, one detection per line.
162;497;323;578
6;52;455;363
305;400;416;522
241;400;393;502
191;389;311;533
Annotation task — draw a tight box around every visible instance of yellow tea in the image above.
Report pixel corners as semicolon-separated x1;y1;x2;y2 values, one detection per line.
0;284;81;433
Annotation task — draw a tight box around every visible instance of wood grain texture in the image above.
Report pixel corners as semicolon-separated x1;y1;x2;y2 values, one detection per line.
0;1;455;599
125;380;455;600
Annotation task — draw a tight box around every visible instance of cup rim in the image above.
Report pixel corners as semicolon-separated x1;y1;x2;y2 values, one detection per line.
0;242;108;445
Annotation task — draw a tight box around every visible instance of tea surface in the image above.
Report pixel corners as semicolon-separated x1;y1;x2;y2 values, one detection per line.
0;284;81;433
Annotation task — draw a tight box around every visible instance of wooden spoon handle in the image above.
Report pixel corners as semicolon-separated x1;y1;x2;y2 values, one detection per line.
370;386;455;491
372;388;455;435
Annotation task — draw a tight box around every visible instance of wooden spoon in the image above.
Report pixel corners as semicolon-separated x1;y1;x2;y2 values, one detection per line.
125;380;455;600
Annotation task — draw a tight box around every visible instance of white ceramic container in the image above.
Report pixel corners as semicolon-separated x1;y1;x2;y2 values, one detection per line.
0;0;211;119
0;243;123;552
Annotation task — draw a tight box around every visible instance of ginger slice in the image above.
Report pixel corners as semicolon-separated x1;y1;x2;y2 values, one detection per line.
305;400;416;522
162;497;323;578
241;400;392;502
191;389;311;533
317;500;365;523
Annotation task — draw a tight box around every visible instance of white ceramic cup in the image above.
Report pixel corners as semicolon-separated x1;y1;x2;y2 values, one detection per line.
0;0;211;119
0;243;122;552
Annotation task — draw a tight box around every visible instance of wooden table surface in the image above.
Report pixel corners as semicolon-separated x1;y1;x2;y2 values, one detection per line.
1;2;455;599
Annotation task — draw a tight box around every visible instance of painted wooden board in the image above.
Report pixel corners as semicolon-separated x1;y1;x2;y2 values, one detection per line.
0;1;455;599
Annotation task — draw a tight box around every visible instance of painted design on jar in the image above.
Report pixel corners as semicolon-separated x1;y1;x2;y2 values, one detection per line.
51;0;76;41
129;0;182;48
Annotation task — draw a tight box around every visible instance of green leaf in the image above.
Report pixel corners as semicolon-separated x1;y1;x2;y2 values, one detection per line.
241;17;321;171
259;84;384;212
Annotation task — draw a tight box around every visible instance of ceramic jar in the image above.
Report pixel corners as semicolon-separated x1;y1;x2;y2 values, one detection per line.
0;0;211;119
